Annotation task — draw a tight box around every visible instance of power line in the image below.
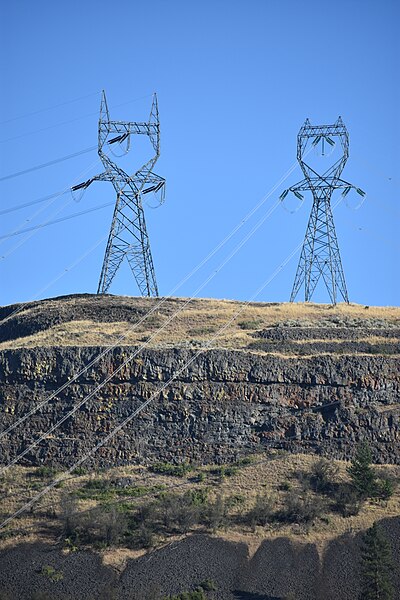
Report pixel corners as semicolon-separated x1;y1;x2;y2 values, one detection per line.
0;93;154;144
0;234;108;346
0;193;347;527
0;198;282;474
0;146;97;182
0;154;300;440
0;156;102;259
0;201;114;241
0;190;70;216
4;410;347;532
0;91;101;125
0;236;305;528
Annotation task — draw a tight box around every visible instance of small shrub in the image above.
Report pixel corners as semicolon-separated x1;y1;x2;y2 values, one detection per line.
34;466;58;479
64;537;79;552
279;481;292;492
235;456;255;467
225;494;245;509
204;495;227;532
374;477;395;501
40;565;63;583
76;479;114;501
149;462;192;477
189;489;209;507
72;466;87;476
309;458;338;493
199;579;217;591
188;326;216;336
333;484;361;517
238;319;263;330
211;465;238;479
246;494;274;529
280;491;324;524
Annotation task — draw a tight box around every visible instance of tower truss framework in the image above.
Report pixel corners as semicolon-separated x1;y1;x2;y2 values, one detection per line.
281;117;364;305
73;91;165;296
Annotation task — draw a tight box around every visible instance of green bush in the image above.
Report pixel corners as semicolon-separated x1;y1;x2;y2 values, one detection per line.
33;466;58;479
199;579;216;591
72;466;87;476
76;478;153;502
76;479;114;501
279;481;292;492
237;319;263;330
246;494;274;529
280;491;324;524
332;484;361;517
40;565;63;583
204;495;227;532
211;465;238;479
225;494;245;509
149;462;193;477
189;489;209;506
374;477;395;501
309;458;338;493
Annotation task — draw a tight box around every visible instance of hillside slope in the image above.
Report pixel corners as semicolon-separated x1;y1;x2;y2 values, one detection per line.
0;294;399;467
0;294;399;599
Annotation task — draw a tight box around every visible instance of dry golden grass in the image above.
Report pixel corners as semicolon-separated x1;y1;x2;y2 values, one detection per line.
1;297;399;353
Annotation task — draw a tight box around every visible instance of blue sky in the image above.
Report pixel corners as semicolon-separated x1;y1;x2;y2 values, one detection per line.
0;0;399;307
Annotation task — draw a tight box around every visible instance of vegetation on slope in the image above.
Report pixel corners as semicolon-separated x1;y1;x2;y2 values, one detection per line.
1;448;398;559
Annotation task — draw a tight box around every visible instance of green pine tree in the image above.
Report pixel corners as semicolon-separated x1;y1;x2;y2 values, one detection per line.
347;441;376;499
360;523;394;600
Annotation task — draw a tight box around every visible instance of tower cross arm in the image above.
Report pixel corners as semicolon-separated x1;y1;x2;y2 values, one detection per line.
287;178;310;193
106;121;159;136
289;177;362;193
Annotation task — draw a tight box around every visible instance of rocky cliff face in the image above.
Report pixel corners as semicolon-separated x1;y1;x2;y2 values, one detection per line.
1;343;399;467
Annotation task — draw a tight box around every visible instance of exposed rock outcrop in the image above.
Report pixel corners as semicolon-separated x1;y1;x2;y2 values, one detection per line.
0;346;399;467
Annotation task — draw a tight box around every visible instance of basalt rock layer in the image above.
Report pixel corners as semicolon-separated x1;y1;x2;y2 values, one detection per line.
0;345;399;467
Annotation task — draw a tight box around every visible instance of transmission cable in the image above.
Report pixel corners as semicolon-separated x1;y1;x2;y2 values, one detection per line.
0;146;97;182
0;197;282;473
0;233;109;342
0;201;114;241
0;199;344;527
0;91;101;126
0;153;304;438
0;235;306;528
1;178;343;475
0;93;154;144
0;155;102;259
0;190;71;217
5;405;348;530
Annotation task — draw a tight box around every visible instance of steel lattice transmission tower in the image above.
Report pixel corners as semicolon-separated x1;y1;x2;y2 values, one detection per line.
72;91;165;296
280;117;365;305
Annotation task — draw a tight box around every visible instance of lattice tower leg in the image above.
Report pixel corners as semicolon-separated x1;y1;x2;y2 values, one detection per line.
290;193;349;304
97;190;158;296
